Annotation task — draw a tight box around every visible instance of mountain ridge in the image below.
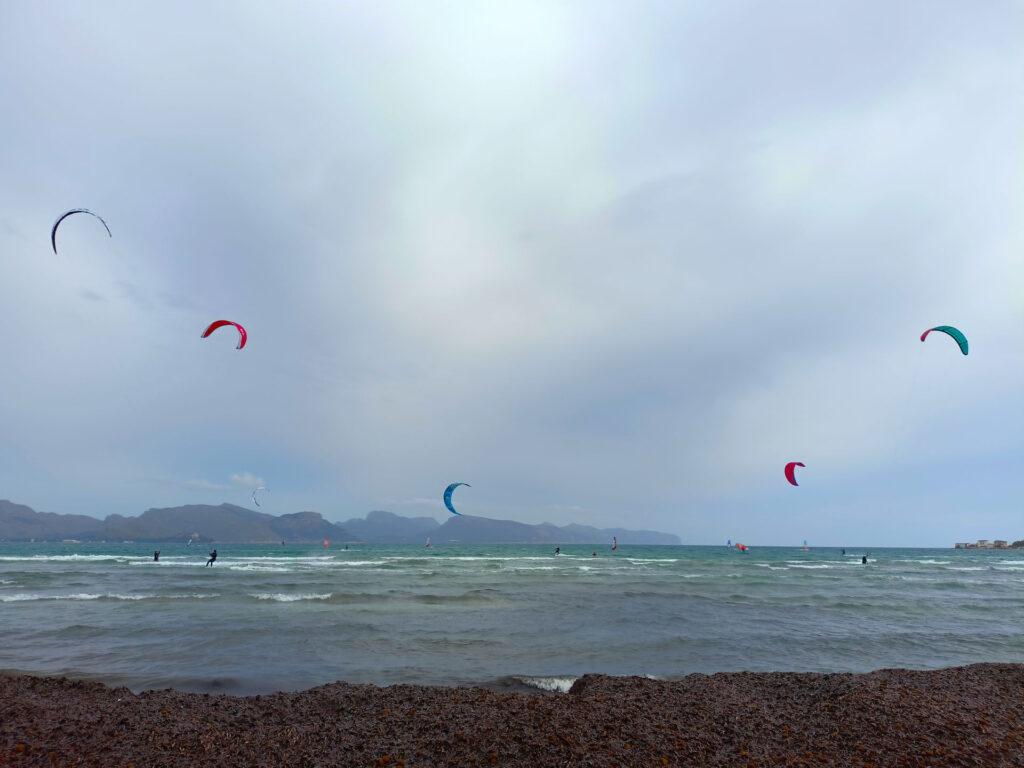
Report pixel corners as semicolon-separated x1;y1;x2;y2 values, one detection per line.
0;500;680;545
0;501;346;543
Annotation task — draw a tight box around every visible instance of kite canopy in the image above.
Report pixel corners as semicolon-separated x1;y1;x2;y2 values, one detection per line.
51;209;112;254
443;482;470;516
201;320;247;349
920;326;968;355
252;486;267;507
784;461;805;487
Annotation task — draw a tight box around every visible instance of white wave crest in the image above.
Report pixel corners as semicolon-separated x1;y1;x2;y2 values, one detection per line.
250;592;332;602
0;555;130;562
0;592;219;602
516;676;577;693
510;565;557;571
227;565;292;572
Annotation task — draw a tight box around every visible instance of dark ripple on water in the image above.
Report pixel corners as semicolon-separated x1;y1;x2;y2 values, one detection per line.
3;543;1024;692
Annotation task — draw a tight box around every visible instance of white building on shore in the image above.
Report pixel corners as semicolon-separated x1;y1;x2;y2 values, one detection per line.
954;539;1010;549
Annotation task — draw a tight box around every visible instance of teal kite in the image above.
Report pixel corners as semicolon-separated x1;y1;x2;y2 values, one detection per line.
920;326;968;355
443;483;469;516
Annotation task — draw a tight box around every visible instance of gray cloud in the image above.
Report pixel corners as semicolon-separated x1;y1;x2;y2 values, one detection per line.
1;1;1022;545
182;479;231;493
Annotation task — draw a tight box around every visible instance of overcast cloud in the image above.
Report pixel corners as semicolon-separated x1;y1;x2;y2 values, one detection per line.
1;1;1022;545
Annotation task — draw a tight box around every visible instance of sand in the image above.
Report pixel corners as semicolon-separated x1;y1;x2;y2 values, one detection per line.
3;664;1024;766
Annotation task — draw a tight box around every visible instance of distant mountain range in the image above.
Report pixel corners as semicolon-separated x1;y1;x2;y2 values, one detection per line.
339;510;439;544
340;510;679;545
0;500;680;545
0;501;344;544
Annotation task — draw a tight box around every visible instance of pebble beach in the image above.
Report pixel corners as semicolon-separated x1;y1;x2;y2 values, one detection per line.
4;663;1023;766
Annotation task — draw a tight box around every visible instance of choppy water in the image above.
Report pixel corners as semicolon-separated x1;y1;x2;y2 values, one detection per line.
2;542;1023;694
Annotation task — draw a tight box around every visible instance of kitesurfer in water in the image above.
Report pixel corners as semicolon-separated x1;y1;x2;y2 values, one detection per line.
862;554;868;564
205;549;218;567
554;547;561;556
842;549;846;555
153;550;160;562
592;551;597;557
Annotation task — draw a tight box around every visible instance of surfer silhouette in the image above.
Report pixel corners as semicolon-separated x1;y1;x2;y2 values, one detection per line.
205;549;217;567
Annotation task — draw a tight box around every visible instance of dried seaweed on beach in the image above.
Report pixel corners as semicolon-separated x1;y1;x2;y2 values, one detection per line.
4;663;1024;766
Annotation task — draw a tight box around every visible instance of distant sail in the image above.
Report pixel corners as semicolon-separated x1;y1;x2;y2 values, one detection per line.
252;486;268;508
785;462;805;486
611;536;618;552
425;537;431;548
51;208;112;254
920;325;968;356
443;482;470;515
201;319;248;350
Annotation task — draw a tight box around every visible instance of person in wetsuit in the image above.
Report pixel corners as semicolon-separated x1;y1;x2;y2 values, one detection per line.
205;548;218;567
862;554;868;564
554;547;561;556
153;550;160;562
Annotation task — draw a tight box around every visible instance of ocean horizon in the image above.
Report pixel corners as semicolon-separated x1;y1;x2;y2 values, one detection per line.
3;541;1023;695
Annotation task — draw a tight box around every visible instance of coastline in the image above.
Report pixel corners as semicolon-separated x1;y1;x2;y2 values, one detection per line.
3;664;1023;766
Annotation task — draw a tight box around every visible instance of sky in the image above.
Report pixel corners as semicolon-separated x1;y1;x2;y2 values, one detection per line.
1;1;1023;546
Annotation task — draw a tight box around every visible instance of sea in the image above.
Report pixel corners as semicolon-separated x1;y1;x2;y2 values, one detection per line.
1;542;1022;694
